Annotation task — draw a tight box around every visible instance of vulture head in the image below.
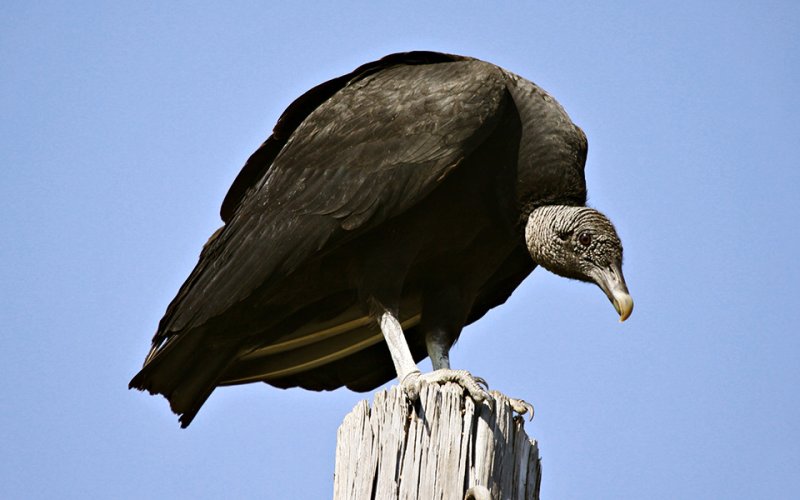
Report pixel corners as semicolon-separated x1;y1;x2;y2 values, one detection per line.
525;206;634;321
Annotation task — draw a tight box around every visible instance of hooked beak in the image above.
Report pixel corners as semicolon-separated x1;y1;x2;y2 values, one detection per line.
589;263;634;322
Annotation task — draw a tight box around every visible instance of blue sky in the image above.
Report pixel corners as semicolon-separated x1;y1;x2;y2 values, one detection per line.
2;2;798;498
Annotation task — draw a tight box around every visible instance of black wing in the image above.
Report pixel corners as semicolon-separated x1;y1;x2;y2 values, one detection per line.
152;56;513;351
220;51;468;223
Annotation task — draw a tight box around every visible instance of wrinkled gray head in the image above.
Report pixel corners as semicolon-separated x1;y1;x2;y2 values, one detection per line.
525;205;633;321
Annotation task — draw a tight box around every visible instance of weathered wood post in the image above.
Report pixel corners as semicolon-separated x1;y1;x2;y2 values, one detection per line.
333;382;541;500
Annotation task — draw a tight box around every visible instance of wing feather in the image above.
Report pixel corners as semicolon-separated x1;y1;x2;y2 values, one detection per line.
156;58;512;342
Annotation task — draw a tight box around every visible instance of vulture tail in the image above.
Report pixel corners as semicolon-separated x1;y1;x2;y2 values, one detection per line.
129;333;241;428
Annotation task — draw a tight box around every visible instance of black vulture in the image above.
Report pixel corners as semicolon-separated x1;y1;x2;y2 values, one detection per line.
130;51;633;427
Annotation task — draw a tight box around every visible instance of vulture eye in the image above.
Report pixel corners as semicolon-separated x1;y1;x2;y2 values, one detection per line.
578;231;592;246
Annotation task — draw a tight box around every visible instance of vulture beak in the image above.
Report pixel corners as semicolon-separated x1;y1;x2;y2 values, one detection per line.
590;263;634;322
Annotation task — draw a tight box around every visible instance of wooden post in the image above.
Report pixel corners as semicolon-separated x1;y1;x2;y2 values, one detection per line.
333;382;541;500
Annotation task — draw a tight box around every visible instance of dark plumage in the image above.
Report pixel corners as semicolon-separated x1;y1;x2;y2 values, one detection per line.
130;51;633;427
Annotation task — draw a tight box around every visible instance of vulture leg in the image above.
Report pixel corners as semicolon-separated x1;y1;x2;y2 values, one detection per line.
425;328;452;370
426;325;531;419
424;326;532;418
376;308;421;385
416;327;489;402
373;304;488;403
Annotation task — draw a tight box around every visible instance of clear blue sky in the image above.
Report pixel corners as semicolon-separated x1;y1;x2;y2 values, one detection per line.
2;2;798;498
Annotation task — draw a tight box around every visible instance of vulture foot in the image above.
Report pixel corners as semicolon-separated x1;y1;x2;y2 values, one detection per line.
401;369;489;403
490;390;534;420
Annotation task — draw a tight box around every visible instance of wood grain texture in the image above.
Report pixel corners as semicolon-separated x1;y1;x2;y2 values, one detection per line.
333;383;541;500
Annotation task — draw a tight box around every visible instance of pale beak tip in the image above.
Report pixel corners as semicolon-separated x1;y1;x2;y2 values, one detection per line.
614;293;634;322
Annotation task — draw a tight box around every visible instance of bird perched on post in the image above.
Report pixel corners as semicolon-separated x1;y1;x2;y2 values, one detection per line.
130;51;633;427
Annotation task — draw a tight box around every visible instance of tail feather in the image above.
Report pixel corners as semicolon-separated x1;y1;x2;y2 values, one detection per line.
130;299;428;425
219;309;422;389
129;333;241;428
265;324;429;392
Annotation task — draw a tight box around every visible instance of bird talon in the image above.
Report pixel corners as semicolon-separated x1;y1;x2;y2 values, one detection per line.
512;399;535;421
407;369;490;403
489;390;534;420
400;370;423;401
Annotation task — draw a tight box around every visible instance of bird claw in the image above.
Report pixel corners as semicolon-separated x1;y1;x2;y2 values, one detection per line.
401;369;490;403
489;390;535;420
400;370;423;401
400;372;532;420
